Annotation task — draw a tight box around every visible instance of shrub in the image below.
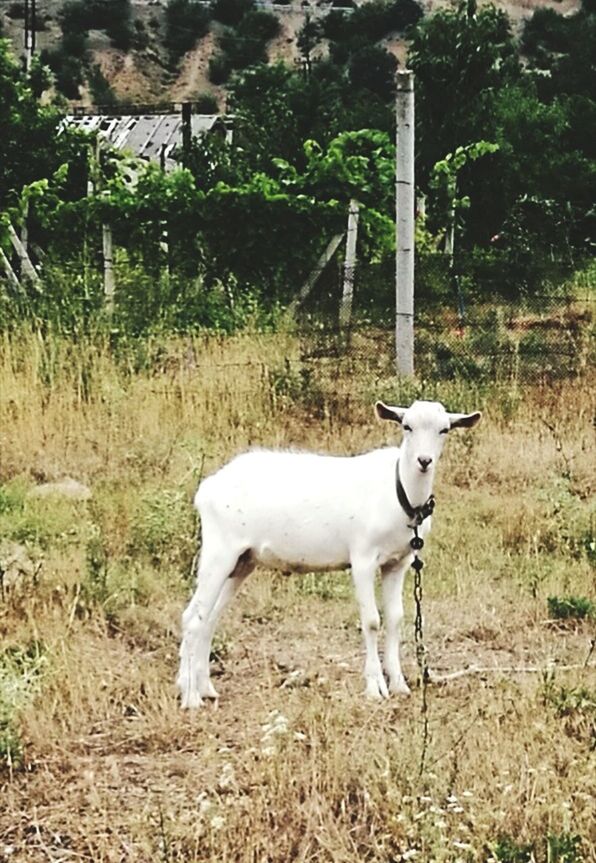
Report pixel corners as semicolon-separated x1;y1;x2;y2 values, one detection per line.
348;45;397;100
195;92;219;113
0;642;46;769
522;8;571;55
211;0;255;26
240;9;281;42
165;0;211;63
7;2;25;19
547;594;595;621
88;63;118;106
208;52;232;84
218;28;266;70
41;49;85;98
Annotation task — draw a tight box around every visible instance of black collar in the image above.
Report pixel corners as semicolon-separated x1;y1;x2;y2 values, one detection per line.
395;459;436;527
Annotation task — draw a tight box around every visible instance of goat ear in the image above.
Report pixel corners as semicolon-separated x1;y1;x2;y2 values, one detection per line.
375;401;406;424
448;411;482;430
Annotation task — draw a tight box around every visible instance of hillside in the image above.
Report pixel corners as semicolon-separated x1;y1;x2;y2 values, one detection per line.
0;0;582;108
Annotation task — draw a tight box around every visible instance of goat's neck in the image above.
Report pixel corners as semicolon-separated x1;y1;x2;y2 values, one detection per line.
398;456;435;510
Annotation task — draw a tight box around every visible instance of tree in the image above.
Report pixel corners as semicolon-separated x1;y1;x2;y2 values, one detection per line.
408;3;519;183
0;40;75;210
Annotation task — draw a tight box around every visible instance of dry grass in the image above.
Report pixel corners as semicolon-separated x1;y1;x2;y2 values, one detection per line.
0;328;594;863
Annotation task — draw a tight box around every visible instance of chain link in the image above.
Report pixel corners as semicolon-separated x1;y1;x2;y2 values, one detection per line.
411;525;430;776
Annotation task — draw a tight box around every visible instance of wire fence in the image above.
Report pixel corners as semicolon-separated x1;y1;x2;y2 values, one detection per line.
288;254;594;387
1;248;594;388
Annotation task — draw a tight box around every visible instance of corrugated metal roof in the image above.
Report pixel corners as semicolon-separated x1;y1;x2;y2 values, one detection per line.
62;113;232;169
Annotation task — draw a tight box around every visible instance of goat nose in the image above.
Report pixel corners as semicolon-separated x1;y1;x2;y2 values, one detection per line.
418;455;432;470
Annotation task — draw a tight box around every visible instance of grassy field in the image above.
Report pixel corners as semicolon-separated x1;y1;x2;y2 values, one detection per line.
0;329;594;863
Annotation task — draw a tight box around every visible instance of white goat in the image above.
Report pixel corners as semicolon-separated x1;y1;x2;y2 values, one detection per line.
177;400;481;708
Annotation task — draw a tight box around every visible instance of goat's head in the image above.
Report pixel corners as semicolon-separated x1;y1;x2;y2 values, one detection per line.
375;399;481;485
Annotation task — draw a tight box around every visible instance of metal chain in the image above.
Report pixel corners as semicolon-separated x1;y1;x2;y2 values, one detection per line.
411;525;430;776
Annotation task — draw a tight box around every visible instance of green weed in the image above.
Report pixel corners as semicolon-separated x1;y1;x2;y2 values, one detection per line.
547;595;595;622
0;642;46;769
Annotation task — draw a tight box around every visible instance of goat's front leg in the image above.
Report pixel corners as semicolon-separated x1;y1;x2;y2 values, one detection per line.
351;557;388;700
381;557;411;695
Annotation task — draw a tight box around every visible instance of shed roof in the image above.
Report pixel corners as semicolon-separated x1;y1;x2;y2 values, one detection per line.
62;113;232;168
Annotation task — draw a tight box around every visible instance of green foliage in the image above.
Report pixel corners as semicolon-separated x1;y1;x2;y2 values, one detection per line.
164;0;211;64
211;0;255;26
84;529;110;605
489;836;534;863
324;0;422;45
347;45;397;101
0;642;46;769
208;52;232;85
129;488;196;567
195;92;218;113
408;4;518;181
488;832;584;863
60;0;133;50
545;684;596;718
547;595;595;622
214;10;280;74
88;63;118;106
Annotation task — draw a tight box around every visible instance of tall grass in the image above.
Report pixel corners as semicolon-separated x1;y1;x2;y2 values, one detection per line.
0;328;594;862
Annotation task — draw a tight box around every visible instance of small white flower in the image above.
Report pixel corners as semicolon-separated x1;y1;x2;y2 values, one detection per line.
419;795;433;803
402;850;419;860
210;815;225;831
197;797;213;817
435;820;448;829
446;795;459;804
217;763;235;790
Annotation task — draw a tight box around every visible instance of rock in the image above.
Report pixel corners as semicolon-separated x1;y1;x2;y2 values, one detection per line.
28;477;92;501
0;540;39;591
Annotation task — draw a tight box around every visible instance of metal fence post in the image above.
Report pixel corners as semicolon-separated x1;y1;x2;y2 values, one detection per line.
395;70;415;376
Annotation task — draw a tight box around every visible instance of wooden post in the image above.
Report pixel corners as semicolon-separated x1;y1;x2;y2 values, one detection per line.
8;222;41;287
395;70;415;376
181;102;192;167
340;199;359;329
102;223;115;312
21;199;29;259
286;233;344;318
0;247;22;292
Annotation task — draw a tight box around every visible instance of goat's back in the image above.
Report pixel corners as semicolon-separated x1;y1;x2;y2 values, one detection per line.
195;447;407;571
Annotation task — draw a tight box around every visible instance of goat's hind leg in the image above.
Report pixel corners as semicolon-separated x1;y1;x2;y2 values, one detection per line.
177;547;252;709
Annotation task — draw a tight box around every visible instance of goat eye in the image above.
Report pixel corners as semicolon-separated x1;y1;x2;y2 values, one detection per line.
403;424;412;432
440;428;449;435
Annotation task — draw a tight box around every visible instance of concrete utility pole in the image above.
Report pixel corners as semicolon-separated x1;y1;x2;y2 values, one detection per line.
339;199;360;329
24;0;36;72
395;70;415;376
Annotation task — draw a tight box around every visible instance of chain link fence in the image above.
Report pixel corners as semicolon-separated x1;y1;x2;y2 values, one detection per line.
2;247;593;388
289;252;595;388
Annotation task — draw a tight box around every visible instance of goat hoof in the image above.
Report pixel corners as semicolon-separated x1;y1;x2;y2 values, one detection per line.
365;675;389;700
389;679;411;697
201;681;219;701
181;690;204;709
